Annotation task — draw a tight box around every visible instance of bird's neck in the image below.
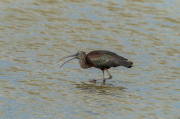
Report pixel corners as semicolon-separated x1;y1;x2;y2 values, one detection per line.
78;53;91;69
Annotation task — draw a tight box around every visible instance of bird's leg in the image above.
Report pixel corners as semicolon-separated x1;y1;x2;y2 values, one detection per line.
90;70;104;83
90;69;113;83
103;70;105;83
103;69;113;83
106;69;113;79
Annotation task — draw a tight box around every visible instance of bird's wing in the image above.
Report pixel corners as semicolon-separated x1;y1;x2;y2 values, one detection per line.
87;53;127;69
87;50;132;69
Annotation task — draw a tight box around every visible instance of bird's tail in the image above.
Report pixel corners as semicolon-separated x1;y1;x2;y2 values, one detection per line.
126;61;133;68
119;60;133;68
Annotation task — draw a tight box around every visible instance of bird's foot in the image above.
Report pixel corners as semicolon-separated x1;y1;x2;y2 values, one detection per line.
90;79;96;83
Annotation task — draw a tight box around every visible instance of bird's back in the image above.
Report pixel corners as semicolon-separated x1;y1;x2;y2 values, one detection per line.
86;50;133;69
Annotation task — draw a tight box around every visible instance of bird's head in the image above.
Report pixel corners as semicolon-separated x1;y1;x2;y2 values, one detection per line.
57;51;86;68
75;51;85;59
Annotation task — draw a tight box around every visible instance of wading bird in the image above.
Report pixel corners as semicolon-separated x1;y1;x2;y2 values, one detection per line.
57;50;133;83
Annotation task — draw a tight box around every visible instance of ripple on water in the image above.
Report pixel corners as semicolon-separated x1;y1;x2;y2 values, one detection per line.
0;0;180;118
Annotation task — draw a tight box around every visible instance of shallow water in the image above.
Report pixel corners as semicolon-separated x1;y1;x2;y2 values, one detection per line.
0;0;180;118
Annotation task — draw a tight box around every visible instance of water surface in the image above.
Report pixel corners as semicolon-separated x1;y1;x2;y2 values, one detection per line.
0;0;180;118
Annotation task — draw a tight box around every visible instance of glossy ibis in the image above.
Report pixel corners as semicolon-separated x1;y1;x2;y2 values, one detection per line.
57;50;133;83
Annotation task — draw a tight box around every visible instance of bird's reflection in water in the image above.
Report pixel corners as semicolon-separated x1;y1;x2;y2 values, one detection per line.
75;82;127;97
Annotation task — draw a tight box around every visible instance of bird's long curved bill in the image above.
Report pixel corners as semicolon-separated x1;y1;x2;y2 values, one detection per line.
57;54;76;68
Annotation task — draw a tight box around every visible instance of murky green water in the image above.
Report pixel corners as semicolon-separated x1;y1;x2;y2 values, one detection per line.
0;0;180;118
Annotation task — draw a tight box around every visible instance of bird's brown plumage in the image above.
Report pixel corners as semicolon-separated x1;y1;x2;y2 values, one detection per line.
86;50;133;70
58;50;133;83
